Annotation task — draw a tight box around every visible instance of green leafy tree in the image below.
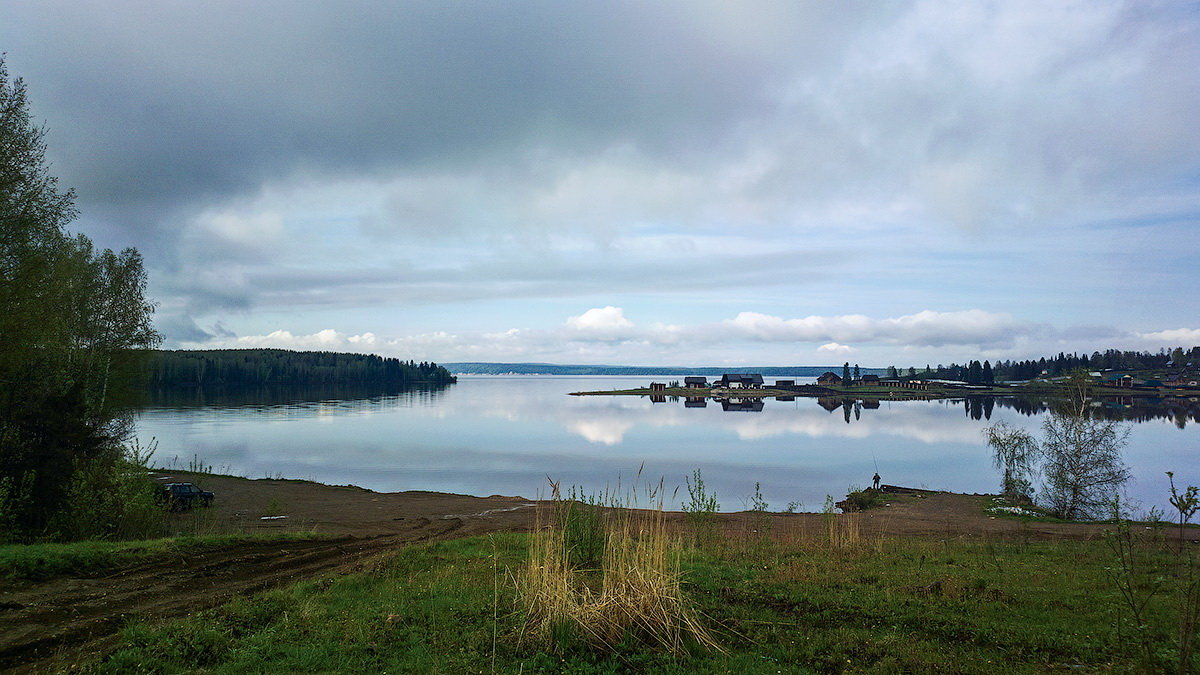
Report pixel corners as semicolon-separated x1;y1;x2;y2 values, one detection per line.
0;59;161;541
842;362;850;384
967;360;982;384
1040;373;1130;520
985;372;1130;520
983;421;1039;503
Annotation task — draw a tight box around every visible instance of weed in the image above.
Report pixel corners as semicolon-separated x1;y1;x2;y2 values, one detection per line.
683;469;720;547
1166;471;1199;549
1103;495;1200;673
519;481;720;656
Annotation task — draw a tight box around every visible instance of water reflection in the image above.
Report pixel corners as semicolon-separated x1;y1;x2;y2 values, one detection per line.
654;389;1200;431
148;382;454;410
136;376;1198;515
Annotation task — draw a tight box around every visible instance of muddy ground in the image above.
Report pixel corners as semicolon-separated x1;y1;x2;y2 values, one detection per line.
2;474;1195;673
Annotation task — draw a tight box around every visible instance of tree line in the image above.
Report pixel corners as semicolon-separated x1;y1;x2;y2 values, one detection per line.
149;349;457;388
1;59;161;542
882;346;1198;384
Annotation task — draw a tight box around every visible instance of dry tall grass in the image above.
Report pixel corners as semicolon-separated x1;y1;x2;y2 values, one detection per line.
518;483;721;656
825;512;862;548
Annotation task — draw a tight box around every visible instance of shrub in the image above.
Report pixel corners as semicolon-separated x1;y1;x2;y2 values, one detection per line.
519;485;719;656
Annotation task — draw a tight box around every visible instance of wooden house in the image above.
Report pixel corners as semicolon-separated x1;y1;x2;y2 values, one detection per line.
717;373;764;388
816;372;843;386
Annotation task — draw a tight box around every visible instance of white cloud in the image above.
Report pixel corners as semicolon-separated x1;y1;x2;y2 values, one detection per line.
232;328;350;349
723;310;1024;347
565;306;636;341
181;310;1200;366
818;342;854;354
1137;328;1200;345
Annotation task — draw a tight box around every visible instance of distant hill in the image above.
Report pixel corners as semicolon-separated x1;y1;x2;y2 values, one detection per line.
443;363;885;377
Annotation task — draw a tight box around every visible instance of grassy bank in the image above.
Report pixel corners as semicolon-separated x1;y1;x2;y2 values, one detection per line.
82;523;1199;673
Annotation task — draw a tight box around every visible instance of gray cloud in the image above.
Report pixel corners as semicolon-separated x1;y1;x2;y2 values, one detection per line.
157;245;840;318
4;2;1198;358
5;3;840;235
11;2;1191;245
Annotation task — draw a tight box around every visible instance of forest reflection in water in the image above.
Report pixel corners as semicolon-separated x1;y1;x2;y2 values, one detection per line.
147;382;454;410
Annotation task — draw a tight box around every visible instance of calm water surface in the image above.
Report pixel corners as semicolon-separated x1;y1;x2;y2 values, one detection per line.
136;376;1199;514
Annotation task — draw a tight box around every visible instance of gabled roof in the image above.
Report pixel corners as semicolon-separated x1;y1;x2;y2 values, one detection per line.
719;373;763;384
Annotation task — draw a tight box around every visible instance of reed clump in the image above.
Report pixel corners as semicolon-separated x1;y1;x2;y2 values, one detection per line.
518;481;720;656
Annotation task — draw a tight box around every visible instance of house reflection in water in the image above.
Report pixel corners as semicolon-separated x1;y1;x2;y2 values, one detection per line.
684;397;707;408
720;398;764;412
649;394;667;403
811;397;880;423
817;397;843;412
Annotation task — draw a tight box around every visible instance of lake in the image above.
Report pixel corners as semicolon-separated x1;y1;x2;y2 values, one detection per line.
136;376;1199;515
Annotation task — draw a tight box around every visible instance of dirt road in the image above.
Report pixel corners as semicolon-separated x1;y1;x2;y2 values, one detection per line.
0;473;537;673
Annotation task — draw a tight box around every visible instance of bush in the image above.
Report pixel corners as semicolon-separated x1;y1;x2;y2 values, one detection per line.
842;487;887;512
42;440;166;542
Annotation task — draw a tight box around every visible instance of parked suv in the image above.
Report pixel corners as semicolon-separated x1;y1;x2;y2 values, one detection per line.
157;482;214;511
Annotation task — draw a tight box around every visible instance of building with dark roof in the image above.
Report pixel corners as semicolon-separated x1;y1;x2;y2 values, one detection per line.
816;372;843;385
716;373;764;388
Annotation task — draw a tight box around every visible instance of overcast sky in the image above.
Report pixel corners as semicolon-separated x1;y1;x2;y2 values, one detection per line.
4;1;1198;367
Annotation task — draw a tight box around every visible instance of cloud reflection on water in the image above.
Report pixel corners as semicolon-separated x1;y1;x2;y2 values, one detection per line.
138;377;1195;514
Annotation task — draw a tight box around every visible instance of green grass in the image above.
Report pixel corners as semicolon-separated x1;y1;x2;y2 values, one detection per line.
0;532;329;582
79;530;1199;673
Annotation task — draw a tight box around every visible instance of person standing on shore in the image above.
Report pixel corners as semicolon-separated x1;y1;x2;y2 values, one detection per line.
872;473;881;490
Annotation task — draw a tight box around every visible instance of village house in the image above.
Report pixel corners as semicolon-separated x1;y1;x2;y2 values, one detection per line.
716;373;764;389
878;378;931;390
816;372;843;386
1104;374;1135;388
684;376;708;388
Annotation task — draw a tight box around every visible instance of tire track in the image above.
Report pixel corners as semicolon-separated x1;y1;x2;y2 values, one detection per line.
0;516;472;673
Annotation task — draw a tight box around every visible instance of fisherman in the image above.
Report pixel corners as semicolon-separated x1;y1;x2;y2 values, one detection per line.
872;472;881;490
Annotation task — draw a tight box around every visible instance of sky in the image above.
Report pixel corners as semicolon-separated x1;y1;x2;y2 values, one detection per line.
3;1;1199;367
